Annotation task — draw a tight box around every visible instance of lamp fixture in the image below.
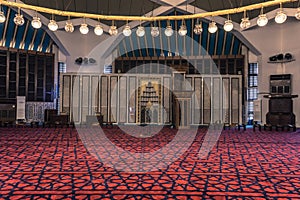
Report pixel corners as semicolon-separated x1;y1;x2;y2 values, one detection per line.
165;25;173;37
48;19;58;31
0;0;295;22
178;19;187;36
31;16;42;29
193;19;202;35
208;20;218;33
94;18;103;36
179;1;188;37
13;8;24;26
240;10;250;30
48;14;58;31
31;11;41;29
223;15;233;32
275;3;287;24
65;16;74;33
136;25;145;37
164;20;173;37
122;24;132;37
79;24;89;34
257;7;268;27
0;4;6;23
109;21;118;36
0;0;296;36
151;24;159;37
94;24;103;36
295;8;300;20
79;18;89;34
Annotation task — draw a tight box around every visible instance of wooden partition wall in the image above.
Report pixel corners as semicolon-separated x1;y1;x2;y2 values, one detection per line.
60;73;242;125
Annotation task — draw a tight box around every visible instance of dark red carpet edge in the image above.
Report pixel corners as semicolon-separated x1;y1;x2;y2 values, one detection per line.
0;127;299;199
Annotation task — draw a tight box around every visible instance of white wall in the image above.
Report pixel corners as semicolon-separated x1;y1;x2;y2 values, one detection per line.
55;28;111;73
242;19;300;126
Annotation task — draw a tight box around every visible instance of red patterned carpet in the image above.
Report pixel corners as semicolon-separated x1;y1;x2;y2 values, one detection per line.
0;127;299;199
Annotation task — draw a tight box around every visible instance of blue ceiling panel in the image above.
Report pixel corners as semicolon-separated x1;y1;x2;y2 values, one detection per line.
0;6;53;53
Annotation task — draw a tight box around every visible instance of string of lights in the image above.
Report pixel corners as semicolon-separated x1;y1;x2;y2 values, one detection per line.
0;0;298;37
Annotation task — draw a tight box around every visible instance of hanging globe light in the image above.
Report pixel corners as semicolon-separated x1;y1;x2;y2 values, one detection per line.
94;24;103;36
275;3;287;24
240;10;250;30
275;10;287;24
257;7;268;27
295;8;300;20
94;18;103;36
0;5;6;23
65;20;74;33
109;25;118;36
48;19;58;31
240;17;250;29
136;26;145;37
193;20;202;35
223;19;233;32
257;14;268;27
208;21;218;33
178;19;187;36
79;23;89;34
151;26;159;37
164;26;173;37
14;8;24;26
122;25;132;37
31;16;42;29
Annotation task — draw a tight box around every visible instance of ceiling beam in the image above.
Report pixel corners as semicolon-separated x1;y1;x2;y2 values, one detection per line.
118;6;173;31
14;0;70;55
149;0;195;7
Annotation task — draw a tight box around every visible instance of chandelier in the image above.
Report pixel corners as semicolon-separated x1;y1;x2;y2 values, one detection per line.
0;0;297;36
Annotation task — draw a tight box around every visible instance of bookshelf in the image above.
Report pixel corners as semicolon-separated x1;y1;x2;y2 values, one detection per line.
0;48;54;103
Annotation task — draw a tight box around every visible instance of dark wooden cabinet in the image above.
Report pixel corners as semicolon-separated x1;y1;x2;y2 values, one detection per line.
44;109;57;123
265;95;298;126
0;47;54;102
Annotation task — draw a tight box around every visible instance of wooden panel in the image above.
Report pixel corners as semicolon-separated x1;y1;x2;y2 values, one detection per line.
183;100;189;127
222;78;230;123
203;77;211;124
8;52;17;99
62;75;70;114
119;76;127;123
128;76;136;123
27;54;36;101
231;78;239;123
0;50;7;98
173;73;184;90
18;53;27;97
101;76;108;122
81;76;90;122
110;76;118;122
163;77;170;123
91;76;99;115
194;77;202;124
185;77;193;90
212;77;221;123
72;76;80;122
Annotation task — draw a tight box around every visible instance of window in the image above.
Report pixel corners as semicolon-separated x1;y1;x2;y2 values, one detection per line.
104;65;112;74
247;63;258;124
59;62;66;73
58;62;67;111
